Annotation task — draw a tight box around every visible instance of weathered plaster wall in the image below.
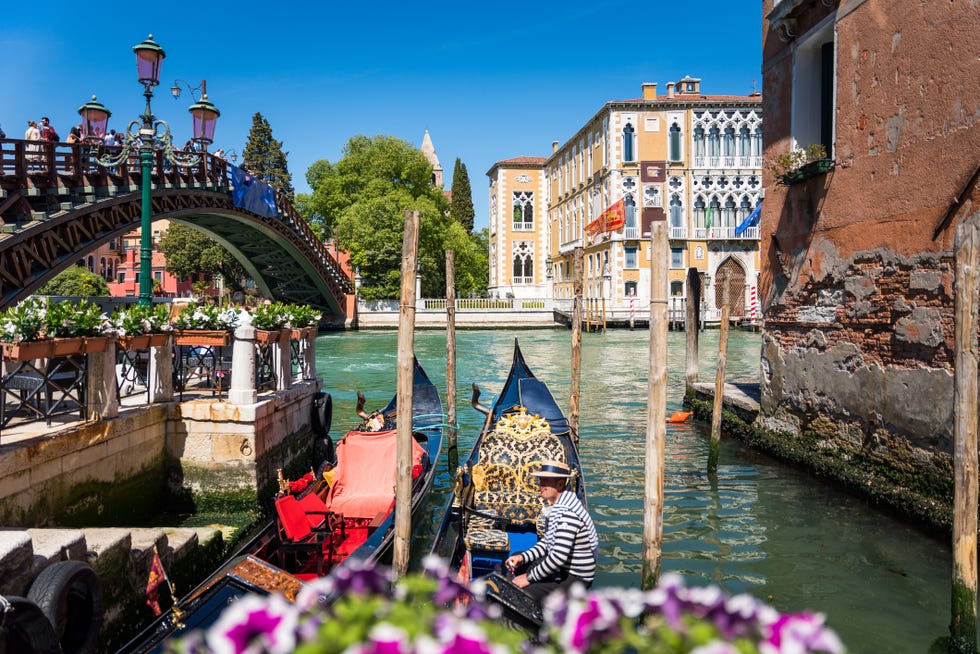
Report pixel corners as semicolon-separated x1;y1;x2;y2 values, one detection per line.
759;0;980;507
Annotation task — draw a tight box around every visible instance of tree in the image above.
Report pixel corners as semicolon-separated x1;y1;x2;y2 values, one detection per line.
158;223;247;293
39;266;110;296
242;112;294;199
450;158;475;232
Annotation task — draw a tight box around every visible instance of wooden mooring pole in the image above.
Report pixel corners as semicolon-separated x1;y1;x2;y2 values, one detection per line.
708;273;730;474
685;267;700;386
445;250;458;474
950;219;979;651
569;247;583;442
393;209;419;578
642;220;668;589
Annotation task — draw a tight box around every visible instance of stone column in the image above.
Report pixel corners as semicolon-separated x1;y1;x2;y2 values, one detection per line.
302;331;318;381
274;330;291;391
149;335;174;403
229;322;257;405
87;341;118;420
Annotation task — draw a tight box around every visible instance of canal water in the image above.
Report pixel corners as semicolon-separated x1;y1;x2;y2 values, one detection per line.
316;328;956;653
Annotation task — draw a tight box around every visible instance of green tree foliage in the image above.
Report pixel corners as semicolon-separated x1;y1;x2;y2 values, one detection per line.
449;158;475;232
38;265;110;296
242;112;294;199
307;135;488;300
158;223;247;293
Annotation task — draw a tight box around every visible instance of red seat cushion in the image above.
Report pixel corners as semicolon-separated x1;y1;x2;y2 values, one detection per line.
275;495;312;542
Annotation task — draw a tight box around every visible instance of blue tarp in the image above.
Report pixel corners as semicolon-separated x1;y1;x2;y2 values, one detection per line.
230;165;278;218
734;201;761;236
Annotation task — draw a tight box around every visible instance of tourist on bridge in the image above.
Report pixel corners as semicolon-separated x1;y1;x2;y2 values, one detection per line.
504;460;599;607
39;116;59;142
24;120;41;165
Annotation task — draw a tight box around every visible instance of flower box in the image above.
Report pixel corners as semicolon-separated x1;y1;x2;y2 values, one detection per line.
117;333;170;350
255;329;282;345
781;158;834;185
51;336;111;356
1;339;54;361
290;326;318;340
173;329;232;347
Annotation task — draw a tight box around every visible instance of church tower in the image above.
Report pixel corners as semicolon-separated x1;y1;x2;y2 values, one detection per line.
420;130;443;188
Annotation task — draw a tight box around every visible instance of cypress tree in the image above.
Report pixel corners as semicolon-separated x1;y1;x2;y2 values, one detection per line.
450;158;475;232
242;112;294;199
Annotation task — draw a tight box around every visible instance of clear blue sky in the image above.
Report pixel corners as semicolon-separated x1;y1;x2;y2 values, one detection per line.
1;1;762;231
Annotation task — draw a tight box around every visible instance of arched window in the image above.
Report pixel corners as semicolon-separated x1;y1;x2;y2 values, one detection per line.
723;196;736;227
87;255;94;271
100;257;107;278
693;126;705;159
513;191;533;229
694;196;706;228
739;126;751;156
723;126;736;157
709;196;722;229
752;126;762;157
625;195;636;229
740;196;752;222
512;241;533;284
623;123;635;162
668;123;682;161
669;195;683;227
707;126;721;157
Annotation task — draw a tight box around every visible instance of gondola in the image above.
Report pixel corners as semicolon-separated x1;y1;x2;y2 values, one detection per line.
118;357;444;654
429;340;586;631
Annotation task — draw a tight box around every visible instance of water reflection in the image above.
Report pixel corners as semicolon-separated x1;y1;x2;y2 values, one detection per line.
317;328;954;653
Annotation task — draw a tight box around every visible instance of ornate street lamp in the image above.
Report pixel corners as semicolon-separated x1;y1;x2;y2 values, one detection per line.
89;35;219;307
77;96;111;142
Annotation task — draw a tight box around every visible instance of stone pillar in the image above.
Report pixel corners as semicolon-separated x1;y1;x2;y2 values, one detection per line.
274;330;291;391
229;322;257;405
87;341;118;420
302;331;317;381
149;335;174;403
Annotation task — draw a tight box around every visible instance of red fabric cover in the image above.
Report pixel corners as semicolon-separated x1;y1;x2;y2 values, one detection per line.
325;429;425;520
296;492;329;530
275;495;312;542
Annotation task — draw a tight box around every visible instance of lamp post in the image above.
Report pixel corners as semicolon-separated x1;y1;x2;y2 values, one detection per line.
85;34;220;307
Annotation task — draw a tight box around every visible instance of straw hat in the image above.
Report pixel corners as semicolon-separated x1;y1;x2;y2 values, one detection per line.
530;460;575;479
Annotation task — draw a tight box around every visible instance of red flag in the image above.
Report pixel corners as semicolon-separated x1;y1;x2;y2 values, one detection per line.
146;550;167;616
586;198;626;236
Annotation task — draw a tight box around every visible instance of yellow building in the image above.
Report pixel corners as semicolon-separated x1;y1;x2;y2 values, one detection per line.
486;157;550;298
490;77;763;322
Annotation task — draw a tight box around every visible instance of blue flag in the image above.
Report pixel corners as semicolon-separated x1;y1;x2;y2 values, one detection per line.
230;165;278;218
734;201;761;236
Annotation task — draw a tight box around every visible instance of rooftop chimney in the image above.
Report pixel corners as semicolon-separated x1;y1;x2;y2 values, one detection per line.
666;82;675;99
642;82;657;100
552;140;559;153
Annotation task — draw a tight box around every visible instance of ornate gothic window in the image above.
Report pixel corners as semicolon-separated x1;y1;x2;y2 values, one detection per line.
739;126;751;156
670;195;683;227
723;196;736;227
723;126;736;157
707;126;721;157
623;123;635;162
513;241;533;283
669;122;682;161
625;195;636;228
513;191;533;229
693;126;705;158
694;196;706;227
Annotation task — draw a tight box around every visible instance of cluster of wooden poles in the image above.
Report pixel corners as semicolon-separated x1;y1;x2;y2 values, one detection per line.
385;210;980;652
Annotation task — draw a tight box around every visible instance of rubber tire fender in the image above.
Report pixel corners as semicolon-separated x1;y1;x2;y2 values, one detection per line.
27;561;103;654
0;595;62;654
312;391;333;437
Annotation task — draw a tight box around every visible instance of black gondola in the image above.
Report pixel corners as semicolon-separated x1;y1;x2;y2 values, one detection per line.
118;357;444;654
429;340;586;630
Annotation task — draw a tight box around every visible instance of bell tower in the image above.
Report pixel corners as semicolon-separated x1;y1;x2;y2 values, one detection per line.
420;130;443;188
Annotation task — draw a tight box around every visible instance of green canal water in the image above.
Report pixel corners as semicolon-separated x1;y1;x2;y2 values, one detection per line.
316;328;957;654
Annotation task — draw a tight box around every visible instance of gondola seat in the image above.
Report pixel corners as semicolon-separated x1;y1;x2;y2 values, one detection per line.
274;494;342;577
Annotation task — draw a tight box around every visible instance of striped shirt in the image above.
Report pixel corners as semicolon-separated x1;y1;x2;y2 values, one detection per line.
522;490;599;584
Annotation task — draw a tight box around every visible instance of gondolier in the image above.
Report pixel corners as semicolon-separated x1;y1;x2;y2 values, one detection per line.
505;460;599;605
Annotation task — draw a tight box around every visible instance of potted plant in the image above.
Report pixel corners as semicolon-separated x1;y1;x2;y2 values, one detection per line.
0;297;52;360
249;301;290;344
285;303;322;340
111;303;172;350
172;302;240;346
770;143;833;184
44;299;112;355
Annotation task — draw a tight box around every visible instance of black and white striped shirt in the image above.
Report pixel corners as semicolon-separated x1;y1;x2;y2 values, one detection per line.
522;490;598;583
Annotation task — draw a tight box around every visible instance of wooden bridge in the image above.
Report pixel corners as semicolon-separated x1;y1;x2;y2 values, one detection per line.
0;138;351;316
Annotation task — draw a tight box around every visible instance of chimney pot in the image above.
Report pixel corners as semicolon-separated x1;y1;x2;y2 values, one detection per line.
666;82;675;98
642;82;658;100
552;140;559;153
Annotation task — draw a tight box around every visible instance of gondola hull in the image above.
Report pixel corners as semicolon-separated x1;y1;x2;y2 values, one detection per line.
118;359;443;654
429;340;586;629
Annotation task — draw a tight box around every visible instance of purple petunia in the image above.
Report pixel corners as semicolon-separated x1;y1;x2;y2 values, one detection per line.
205;594;297;654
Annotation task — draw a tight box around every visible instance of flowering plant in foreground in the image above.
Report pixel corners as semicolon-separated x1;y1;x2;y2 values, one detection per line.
172;302;241;330
168;557;845;654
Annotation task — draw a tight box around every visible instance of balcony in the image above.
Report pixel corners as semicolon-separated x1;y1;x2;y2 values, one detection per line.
622;226;641;240
513;276;534;285
512;221;534;231
693;155;763;170
669;226;687;239
692;226;760;240
558;238;583;255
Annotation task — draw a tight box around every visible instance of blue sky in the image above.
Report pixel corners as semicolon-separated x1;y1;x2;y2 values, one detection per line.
1;1;762;230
